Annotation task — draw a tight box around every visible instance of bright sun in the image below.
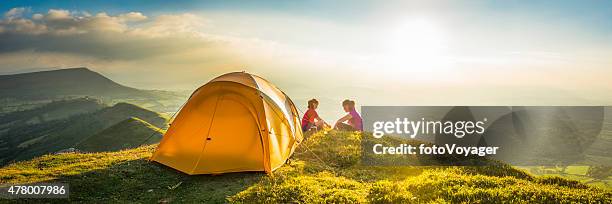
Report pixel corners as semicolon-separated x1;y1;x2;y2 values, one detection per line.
384;18;450;72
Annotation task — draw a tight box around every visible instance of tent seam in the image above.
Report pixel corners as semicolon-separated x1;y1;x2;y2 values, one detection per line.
190;94;222;174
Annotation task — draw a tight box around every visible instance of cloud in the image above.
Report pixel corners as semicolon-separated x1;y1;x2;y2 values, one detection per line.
46;9;71;21
0;8;224;60
128;13;206;37
32;13;43;20
0;7;309;90
4;7;29;19
118;12;147;22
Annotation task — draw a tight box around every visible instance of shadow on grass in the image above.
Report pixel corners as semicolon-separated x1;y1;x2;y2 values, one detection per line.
9;158;266;203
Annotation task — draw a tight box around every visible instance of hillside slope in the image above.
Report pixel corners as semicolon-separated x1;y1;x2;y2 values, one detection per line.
0;67;143;99
77;117;164;152
0;67;187;113
0;103;168;165
0;98;104;129
0;131;609;203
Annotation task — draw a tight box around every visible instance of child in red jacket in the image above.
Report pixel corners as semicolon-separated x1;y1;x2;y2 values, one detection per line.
301;99;329;132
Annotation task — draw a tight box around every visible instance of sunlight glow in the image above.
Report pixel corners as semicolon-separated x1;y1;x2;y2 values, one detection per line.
382;18;450;72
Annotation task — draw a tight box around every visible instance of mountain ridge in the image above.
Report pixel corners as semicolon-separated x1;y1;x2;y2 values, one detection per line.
0;67;187;114
0;67;145;99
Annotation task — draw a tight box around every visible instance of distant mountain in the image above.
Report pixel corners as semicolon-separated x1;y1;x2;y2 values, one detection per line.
0;67;188;113
0;102;168;165
0;67;145;99
77;117;163;152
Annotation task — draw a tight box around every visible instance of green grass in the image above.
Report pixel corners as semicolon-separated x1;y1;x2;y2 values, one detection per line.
1;130;610;203
518;165;612;190
0;102;169;165
76;117;164;152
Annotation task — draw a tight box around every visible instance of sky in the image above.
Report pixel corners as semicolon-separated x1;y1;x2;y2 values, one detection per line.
1;0;611;119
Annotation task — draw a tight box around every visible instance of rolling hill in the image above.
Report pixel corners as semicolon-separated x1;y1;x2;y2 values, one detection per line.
0;102;169;165
0;130;609;203
77;117;164;152
0;67;187;113
0;98;104;131
0;67;143;99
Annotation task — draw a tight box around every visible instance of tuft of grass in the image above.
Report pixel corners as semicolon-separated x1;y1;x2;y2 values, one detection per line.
296;129;362;168
229;172;367;204
368;180;416;204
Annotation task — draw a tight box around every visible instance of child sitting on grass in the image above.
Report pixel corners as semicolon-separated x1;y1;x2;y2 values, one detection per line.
334;99;363;131
301;99;329;132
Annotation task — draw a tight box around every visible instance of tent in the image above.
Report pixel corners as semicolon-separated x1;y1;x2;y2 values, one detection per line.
151;72;303;174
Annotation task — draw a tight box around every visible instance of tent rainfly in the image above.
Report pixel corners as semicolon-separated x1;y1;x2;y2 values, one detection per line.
151;72;303;174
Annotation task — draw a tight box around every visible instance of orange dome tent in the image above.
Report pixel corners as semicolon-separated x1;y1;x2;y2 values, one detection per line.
151;72;303;174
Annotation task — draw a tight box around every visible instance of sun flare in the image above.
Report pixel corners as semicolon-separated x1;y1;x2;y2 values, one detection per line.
383;18;450;71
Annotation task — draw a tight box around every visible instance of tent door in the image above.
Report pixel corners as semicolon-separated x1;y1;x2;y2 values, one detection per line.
193;93;265;173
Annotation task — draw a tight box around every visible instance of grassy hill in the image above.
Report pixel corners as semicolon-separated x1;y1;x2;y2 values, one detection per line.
1;130;609;203
0;67;144;100
0;98;104;130
77;117;164;152
0;102;168;165
0;67;187;114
